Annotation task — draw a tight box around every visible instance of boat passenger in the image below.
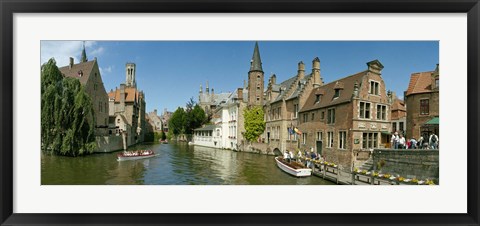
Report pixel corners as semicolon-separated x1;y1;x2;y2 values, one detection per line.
283;151;289;161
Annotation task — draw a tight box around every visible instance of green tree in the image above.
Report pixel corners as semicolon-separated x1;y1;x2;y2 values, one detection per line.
41;58;97;156
185;104;207;135
243;106;266;142
169;107;186;135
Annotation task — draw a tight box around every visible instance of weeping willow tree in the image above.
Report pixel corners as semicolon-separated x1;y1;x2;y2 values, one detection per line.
41;58;97;156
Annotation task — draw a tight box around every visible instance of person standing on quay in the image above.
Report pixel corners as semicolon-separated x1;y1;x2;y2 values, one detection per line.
398;134;406;149
429;133;439;149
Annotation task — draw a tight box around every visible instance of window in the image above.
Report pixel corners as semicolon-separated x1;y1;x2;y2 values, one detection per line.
338;131;346;149
362;132;378;149
327;132;334;148
333;89;340;98
420;99;429;115
435;78;439;88
278;107;281;119
257;86;260;90
303;133;307;144
294;104;299;118
303;113;308;123
376;104;387;120
327;108;335;124
321;111;324;119
359;102;371;119
311;113;315;121
317;132;323;141
315;94;321;103
399;122;404;132
277;126;280;139
256;96;260;101
99;101;102;112
370;81;379;95
392;122;397;132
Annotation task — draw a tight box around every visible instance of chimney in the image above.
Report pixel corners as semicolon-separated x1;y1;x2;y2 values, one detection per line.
243;80;247;89
154;109;157;116
206;81;209;94
69;57;74;69
120;84;126;112
297;61;305;80
271;74;276;84
312;57;321;88
211;88;215;98
237;88;243;100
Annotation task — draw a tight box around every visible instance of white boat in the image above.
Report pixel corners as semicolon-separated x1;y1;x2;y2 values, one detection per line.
275;157;312;177
117;150;156;161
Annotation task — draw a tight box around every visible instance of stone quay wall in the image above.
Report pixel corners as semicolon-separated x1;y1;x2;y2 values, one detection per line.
95;135;124;153
373;149;439;180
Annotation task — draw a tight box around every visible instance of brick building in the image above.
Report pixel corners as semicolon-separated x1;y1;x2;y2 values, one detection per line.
390;92;407;137
58;45;109;136
262;56;323;154
108;63;147;146
297;60;391;169
405;64;439;141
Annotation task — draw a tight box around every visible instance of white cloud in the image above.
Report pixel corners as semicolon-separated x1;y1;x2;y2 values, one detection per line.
99;65;113;75
40;41;103;67
90;46;104;56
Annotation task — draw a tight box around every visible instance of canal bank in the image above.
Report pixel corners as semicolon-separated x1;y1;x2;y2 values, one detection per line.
42;142;335;185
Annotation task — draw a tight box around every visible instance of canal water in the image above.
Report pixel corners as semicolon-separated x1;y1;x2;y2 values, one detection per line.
41;142;334;185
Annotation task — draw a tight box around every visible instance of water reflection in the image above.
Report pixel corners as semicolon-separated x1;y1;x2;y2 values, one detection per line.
41;143;334;185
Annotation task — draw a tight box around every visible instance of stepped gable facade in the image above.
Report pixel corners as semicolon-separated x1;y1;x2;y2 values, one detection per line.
298;60;392;169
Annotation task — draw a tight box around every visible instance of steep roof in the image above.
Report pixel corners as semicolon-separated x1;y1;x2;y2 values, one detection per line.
405;71;435;96
271;75;298;103
286;74;313;100
250;42;263;72
391;98;406;112
300;70;368;112
108;86;140;103
58;60;96;85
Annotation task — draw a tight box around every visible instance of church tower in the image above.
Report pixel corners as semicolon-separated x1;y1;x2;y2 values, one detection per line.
81;41;88;63
247;42;264;106
126;63;136;88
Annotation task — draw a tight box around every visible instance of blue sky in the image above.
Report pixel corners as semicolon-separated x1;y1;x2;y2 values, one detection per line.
41;41;438;113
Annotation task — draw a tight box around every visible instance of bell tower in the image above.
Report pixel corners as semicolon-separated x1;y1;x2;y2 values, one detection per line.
126;63;136;88
247;42;264;106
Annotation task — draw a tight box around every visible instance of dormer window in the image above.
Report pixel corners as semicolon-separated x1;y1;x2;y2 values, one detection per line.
77;70;83;77
333;89;340;98
315;94;322;103
435;78;439;89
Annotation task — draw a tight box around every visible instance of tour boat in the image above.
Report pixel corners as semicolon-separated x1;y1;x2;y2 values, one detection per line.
160;140;168;144
117;150;156;161
274;156;312;177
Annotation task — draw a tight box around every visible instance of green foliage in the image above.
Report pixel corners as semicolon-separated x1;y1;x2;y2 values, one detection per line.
168;98;207;136
243;106;266;142
185;104;207;135
41;58;97;156
161;131;167;140
169;107;186;135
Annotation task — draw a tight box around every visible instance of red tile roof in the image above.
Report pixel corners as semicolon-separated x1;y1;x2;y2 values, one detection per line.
405;71;434;96
391;98;406;112
108;87;139;103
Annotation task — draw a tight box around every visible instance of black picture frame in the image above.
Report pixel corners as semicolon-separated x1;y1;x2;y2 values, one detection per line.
1;0;479;225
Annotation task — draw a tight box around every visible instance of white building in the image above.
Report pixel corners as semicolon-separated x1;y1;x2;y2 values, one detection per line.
193;88;247;150
193;124;221;148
